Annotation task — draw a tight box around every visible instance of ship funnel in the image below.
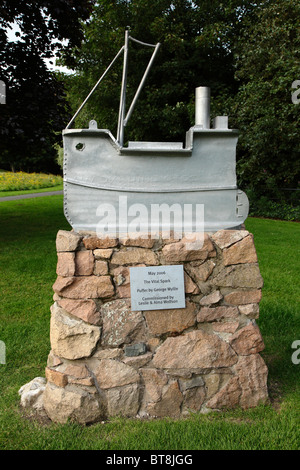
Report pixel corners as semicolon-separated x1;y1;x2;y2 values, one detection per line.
195;86;210;129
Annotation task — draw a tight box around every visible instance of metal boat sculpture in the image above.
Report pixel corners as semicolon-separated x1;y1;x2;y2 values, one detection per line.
62;31;249;235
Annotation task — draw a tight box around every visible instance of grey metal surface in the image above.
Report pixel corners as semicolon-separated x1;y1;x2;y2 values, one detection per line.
63;126;238;192
195;87;210;129
128;141;183;150
62;120;249;233
63;181;247;233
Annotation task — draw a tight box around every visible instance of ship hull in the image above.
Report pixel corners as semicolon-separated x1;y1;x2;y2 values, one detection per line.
64;181;248;234
62;126;249;234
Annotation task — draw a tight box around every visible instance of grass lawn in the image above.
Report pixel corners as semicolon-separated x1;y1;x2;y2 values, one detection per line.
0;195;299;450
0;184;63;198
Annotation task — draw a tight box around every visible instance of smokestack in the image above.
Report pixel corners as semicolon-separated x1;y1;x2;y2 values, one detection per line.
195;86;210;129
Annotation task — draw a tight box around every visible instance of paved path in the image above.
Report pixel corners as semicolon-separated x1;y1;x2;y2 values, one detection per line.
0;190;63;201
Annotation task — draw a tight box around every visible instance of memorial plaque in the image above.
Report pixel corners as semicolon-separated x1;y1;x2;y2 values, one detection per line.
130;265;185;311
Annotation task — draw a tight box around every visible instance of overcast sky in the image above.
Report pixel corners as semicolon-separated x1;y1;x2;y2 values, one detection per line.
6;21;74;75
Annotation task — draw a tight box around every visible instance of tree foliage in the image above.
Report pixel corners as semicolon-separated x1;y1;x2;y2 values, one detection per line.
64;0;257;143
0;0;94;172
64;0;299;200
230;0;300;195
1;0;298;199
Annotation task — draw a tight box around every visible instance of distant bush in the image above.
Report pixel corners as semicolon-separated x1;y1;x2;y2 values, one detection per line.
54;144;64;170
0;172;63;191
247;192;300;222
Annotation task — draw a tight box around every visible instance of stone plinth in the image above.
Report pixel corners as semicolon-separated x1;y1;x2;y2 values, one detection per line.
20;229;269;424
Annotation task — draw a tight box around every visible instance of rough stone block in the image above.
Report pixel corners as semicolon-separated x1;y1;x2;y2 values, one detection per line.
213;264;263;289
144;300;197;336
56;252;75;277
152;330;238;370
43;383;104;424
184;271;200;294
75;250;94;276
179;375;205;392
229;322;265;355
93;248;114;259
94;260;109;276
111;248;159;265
197;306;239;323
141;368;168;403
53;275;114;299
57;298;100;325
224;290;262;306
50;303;101;360
119;234;155;248
83;236;118;250
185;259;216;283
211;229;249;250
92;348;123;360
107;384;140;417
62;364;90;379
113;264;146;298
45;367;68;388
238;303;260;319
234;354;268;408
124;342;147;357
182;386;206;413
94;359;139;389
100;299;146;347
212;321;239;334
19;377;46;412
56;230;82;252
206;376;241;409
147;382;183;418
161;234;215;263
223;235;258;266
199;290;223;306
122;352;153;368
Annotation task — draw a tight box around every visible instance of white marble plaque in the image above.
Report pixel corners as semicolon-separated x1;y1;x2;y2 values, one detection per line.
130;265;186;311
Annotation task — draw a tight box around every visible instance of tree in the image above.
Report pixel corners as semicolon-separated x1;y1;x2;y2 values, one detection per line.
230;0;300;198
64;0;257;143
0;0;94;172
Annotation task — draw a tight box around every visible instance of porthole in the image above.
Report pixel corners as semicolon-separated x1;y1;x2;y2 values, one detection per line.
76;142;85;151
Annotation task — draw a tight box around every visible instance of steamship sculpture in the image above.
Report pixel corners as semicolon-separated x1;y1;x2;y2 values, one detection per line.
62;31;249;234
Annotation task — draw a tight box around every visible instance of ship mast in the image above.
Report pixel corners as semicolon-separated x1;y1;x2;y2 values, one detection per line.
117;29;130;147
65;29;160;147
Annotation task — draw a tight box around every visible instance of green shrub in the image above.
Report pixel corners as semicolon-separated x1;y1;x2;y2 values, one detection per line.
248;193;300;221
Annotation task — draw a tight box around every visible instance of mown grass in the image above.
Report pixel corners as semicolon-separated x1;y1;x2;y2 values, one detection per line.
0;196;299;450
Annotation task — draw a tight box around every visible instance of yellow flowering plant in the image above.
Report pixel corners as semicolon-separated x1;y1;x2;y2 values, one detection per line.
0;172;62;191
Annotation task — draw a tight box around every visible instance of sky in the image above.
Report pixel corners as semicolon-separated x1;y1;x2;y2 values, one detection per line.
6;21;74;75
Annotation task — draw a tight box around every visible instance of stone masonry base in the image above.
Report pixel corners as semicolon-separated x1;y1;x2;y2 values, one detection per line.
20;229;269;424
